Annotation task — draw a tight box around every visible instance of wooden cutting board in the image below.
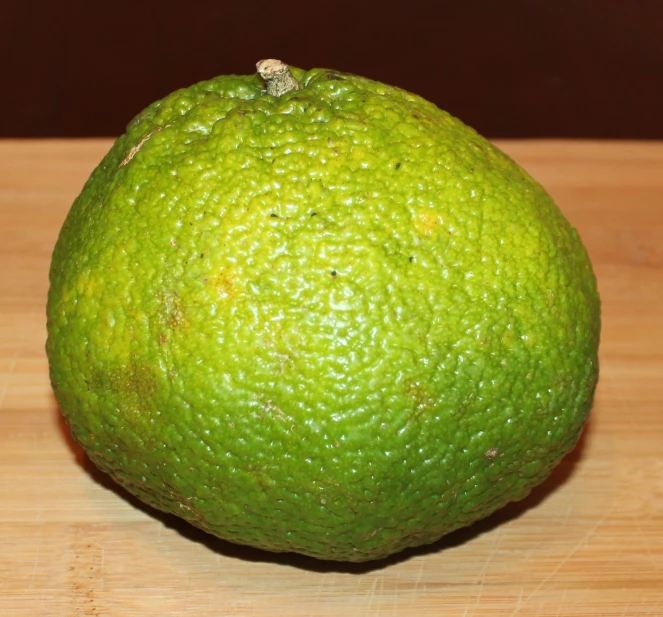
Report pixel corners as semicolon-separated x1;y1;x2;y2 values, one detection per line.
1;139;662;616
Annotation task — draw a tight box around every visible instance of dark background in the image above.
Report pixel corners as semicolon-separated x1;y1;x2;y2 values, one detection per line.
3;0;662;139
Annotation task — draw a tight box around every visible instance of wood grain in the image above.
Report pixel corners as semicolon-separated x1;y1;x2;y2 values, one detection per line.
1;139;662;616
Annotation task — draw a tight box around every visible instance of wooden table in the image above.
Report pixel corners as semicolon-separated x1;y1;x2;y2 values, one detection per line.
1;139;662;616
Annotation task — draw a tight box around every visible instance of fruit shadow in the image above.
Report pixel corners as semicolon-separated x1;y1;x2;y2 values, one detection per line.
57;404;592;575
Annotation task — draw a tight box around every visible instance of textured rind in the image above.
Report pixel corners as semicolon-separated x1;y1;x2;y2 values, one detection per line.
46;67;600;562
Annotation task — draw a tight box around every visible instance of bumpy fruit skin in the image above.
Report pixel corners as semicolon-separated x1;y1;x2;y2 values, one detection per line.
47;66;600;562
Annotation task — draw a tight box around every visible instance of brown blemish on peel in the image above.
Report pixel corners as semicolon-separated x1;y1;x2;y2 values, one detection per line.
119;127;164;167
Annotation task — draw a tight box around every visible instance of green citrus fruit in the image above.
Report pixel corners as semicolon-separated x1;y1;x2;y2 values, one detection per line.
46;60;600;562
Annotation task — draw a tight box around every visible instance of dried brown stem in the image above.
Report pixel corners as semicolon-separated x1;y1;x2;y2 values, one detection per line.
256;59;302;97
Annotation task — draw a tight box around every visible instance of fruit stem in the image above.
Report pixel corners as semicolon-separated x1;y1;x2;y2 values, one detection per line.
256;59;302;97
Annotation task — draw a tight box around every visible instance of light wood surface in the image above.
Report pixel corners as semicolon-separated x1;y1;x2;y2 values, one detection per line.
1;139;662;616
